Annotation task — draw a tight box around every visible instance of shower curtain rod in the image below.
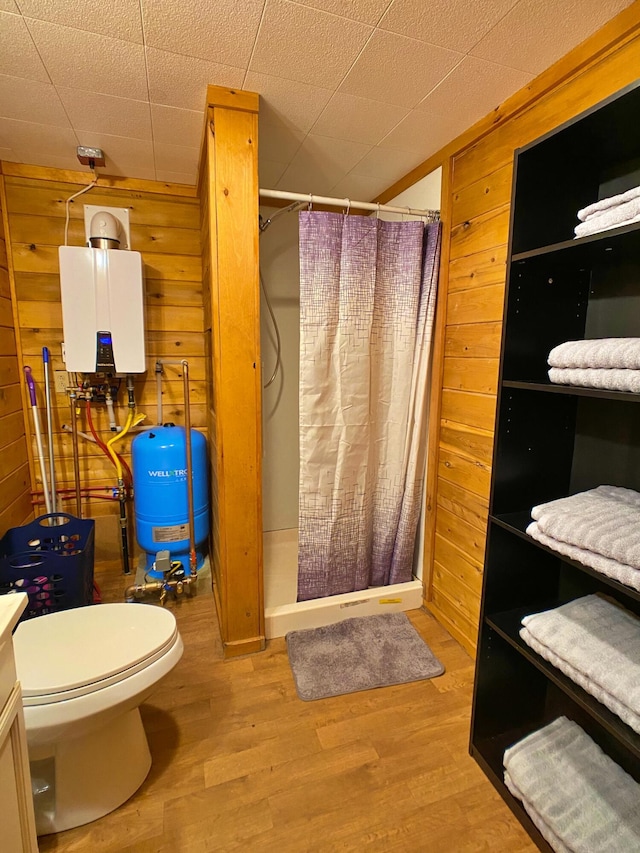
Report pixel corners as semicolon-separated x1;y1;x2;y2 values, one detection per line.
259;188;440;220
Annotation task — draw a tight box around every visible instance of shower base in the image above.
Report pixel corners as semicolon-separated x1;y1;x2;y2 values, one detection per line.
263;527;423;639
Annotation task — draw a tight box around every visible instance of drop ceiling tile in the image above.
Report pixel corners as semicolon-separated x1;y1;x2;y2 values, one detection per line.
141;0;263;66
417;56;533;125
329;172;390;201
26;18;148;100
0;117;78;157
151;104;203;148
75;131;155;179
339;29;462;109
289;133;372;175
378;108;470;155
16;151;87;170
379;0;519;53
259;121;306;163
259;159;288;187
292;0;392;24
0;1;19;11
0;75;70;126
275;162;339;196
17;0;144;42
249;0;373;89
0;12;49;82
311;92;408;145
244;71;333;134
146;47;244;111
154;141;199;173
350;145;425;181
471;0;634;75
57;87;152;139
156;168;198;185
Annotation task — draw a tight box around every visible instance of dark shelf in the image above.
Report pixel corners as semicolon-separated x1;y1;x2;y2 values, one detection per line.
511;218;640;268
490;513;640;605
503;380;640;404
486;609;640;762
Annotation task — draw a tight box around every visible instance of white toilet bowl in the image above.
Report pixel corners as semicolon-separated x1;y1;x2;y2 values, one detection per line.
13;603;183;836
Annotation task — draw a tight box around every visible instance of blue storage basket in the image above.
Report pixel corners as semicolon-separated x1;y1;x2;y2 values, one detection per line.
0;513;95;621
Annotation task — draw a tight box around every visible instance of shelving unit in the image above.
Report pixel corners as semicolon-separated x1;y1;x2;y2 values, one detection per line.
470;78;640;851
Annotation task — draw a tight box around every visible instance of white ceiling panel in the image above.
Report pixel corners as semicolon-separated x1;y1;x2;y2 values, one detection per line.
145;46;244;112
379;0;519;53
311;92;408;145
58;88;152;139
417;56;533;125
26;18;148;100
141;0;264;67
0;0;634;190
17;0;144;42
338;29;463;108
249;0;373;89
0;74;70;126
0;11;49;81
471;0;633;74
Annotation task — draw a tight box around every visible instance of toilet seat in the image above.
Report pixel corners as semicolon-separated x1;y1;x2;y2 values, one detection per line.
14;603;179;706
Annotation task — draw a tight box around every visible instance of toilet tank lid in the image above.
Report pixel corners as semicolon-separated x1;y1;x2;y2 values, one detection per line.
14;603;179;698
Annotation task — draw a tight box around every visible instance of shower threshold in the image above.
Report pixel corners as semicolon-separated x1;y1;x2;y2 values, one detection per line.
265;579;423;638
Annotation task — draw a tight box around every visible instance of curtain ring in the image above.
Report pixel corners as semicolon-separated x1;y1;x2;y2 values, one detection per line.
376;202;381;220
344;198;351;216
308;194;313;211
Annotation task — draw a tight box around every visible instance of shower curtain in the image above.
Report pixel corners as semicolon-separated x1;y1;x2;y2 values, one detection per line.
297;211;441;601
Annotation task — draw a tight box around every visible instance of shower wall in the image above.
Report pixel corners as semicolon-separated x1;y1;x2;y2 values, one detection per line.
260;207;300;532
260;169;442;540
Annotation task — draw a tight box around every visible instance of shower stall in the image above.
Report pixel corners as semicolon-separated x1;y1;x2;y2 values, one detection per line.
259;172;442;638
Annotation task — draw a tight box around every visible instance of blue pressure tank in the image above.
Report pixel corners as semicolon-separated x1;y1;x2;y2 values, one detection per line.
132;424;208;577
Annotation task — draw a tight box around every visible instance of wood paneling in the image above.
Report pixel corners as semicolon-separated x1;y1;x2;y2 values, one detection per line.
2;167;203;554
422;5;640;654
199;86;264;657
0;177;31;532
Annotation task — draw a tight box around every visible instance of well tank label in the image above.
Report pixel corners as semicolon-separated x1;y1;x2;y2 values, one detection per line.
152;523;190;543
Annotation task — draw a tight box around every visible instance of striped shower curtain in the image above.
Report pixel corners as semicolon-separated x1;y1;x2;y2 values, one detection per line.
297;211;441;601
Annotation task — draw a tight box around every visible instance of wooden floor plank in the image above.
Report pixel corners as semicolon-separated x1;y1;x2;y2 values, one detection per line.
36;561;536;853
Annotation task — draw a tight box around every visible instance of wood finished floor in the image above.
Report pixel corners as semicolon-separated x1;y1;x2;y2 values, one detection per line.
38;563;536;853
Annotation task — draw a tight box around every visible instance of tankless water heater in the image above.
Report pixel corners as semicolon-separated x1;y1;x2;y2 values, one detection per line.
58;209;146;374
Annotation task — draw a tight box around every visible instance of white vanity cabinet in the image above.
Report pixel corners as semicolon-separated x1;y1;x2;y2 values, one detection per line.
0;594;38;853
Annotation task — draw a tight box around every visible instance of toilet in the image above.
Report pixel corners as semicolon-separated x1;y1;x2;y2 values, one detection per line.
13;603;183;836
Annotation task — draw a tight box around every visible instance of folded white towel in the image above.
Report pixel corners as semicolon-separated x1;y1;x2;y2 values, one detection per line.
531;485;640;568
578;184;640;221
575;210;640;238
548;366;640;393
548;338;640;370
526;521;640;591
520;594;640;734
504;716;640;852
504;769;571;853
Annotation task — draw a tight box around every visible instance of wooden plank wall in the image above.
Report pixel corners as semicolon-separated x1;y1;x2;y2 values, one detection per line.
422;10;640;655
0;174;31;533
1;164;203;531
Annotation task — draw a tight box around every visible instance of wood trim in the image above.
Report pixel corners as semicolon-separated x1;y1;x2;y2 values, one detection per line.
206;85;259;113
374;0;640;205
422;156;453;605
0;162;197;197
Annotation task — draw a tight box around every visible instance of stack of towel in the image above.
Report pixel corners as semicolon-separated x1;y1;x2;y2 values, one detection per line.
548;337;640;393
526;485;640;591
575;184;640;238
504;716;640;852
520;594;640;733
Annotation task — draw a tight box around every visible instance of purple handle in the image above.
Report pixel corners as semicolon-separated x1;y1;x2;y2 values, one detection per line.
24;366;37;406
